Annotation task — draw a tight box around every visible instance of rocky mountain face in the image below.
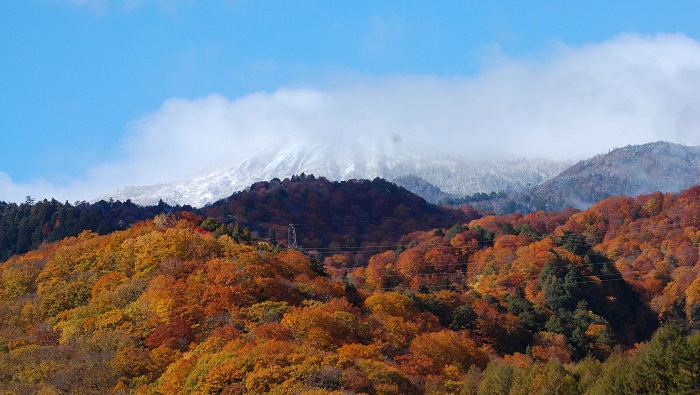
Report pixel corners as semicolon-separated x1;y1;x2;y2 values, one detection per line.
475;141;700;213
95;142;569;207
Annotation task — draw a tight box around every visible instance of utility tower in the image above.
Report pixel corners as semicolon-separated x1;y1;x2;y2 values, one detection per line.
287;224;297;250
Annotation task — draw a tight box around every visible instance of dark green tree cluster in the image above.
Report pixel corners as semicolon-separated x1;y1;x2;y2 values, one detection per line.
200;216;251;242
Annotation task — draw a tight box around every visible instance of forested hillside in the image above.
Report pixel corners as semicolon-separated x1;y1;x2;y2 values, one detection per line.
200;175;470;261
1;176;468;266
1;185;700;393
0;198;181;262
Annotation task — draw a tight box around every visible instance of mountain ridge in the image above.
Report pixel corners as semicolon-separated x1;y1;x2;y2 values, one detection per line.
95;142;570;207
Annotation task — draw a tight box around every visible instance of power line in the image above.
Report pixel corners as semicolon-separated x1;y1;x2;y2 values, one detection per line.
367;274;646;292
291;219;385;226
284;215;698;289
327;253;679;291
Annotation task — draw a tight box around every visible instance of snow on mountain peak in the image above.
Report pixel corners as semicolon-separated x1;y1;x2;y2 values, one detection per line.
95;141;571;207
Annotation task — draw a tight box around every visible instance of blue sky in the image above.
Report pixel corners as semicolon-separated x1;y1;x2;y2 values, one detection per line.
2;0;700;202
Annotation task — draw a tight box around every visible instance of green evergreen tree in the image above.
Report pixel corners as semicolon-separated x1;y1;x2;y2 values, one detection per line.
478;363;514;395
625;326;700;394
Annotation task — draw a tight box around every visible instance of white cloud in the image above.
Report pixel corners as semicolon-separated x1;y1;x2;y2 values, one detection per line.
4;33;700;203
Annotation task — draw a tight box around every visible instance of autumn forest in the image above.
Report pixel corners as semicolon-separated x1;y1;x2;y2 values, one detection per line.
1;177;700;394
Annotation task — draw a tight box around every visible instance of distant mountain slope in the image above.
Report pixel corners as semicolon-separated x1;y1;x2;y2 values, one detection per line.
476;141;700;213
95;142;569;207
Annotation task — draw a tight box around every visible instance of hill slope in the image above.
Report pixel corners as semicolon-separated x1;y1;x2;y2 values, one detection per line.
199;175;471;255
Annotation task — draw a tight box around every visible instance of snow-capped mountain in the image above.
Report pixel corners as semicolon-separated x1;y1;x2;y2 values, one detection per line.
95;141;570;207
473;141;700;213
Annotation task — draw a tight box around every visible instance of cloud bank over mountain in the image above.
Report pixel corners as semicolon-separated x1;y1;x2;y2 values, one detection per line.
3;33;700;203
